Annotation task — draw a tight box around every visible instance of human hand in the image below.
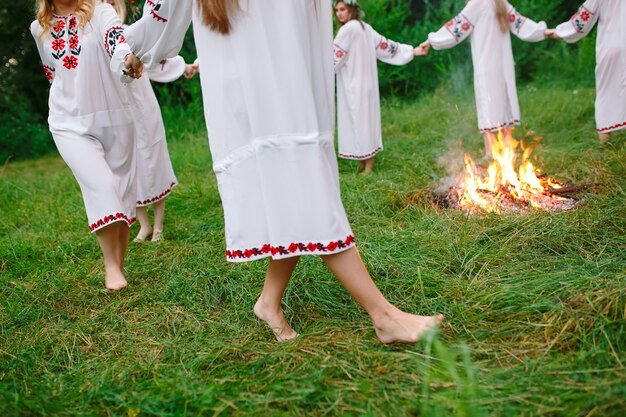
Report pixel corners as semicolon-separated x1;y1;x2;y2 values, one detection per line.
123;53;143;79
415;40;430;56
183;63;199;79
545;29;560;40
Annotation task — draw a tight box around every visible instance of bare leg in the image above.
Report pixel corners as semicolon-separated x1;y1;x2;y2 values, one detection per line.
321;247;442;344
96;222;128;291
151;199;166;242
133;206;152;242
254;256;300;342
483;132;494;159
363;156;376;174
118;222;130;271
358;160;366;172
599;132;611;145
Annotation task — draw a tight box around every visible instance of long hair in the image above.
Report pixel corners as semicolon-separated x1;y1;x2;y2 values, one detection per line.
196;0;239;35
109;0;127;23
494;0;509;33
36;0;95;35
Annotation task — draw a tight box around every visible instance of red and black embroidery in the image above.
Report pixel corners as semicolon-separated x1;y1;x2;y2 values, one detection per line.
597;121;626;133
338;147;382;160
444;13;473;42
479;120;520;133
149;0;168;23
89;212;136;232
42;65;55;83
508;9;527;34
50;16;80;68
51;18;67;60
105;26;126;58
63;55;78;69
376;37;398;57
137;182;176;206
226;235;356;260
570;6;595;33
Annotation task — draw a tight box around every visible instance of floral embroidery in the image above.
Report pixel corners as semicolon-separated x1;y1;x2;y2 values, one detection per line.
444;13;473;42
137;182;177;206
63;55;78;69
508;9;527;34
479;120;520;133
42;65;55;83
570;6;595;33
89;212;136;232
105;26;126;58
53;19;65;33
226;235;356;260
338;147;382;160
334;45;347;66
376;37;398;57
51;39;65;51
597;121;626;133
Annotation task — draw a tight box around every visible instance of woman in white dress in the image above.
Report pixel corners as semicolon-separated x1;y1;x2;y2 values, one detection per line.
549;0;626;144
104;0;198;243
123;0;442;343
31;0;136;290
333;1;428;174
421;0;549;157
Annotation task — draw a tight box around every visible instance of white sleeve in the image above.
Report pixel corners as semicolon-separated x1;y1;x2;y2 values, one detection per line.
333;23;356;72
92;5;133;83
371;27;413;66
30;22;55;84
428;2;480;50
147;55;186;83
123;0;193;69
507;4;547;42
555;0;600;43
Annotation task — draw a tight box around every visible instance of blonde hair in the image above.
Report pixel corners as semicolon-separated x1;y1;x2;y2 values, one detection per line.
196;0;239;35
494;0;509;33
36;0;95;35
108;0;126;23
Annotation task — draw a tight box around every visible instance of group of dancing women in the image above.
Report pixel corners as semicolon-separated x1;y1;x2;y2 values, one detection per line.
32;0;625;343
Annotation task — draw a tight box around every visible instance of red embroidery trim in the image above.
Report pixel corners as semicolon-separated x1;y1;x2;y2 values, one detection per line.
43;65;55;82
596;121;626;133
137;182;176;206
338;147;382;160
104;26;126;58
478;120;520;133
226;235;355;260
89;212;136;232
150;10;168;22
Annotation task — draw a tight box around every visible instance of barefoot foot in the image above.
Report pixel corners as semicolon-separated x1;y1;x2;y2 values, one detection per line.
105;267;128;291
254;299;299;342
374;310;443;344
151;230;163;242
133;226;152;243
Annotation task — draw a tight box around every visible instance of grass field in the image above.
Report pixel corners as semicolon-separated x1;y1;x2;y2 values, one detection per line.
1;84;625;416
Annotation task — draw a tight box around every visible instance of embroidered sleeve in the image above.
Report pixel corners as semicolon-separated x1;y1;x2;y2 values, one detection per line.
372;27;414;66
147;55;186;83
104;26;126;58
30;21;56;84
124;0;193;69
333;44;348;71
333;22;356;72
508;6;547;42
555;0;600;43
429;13;474;50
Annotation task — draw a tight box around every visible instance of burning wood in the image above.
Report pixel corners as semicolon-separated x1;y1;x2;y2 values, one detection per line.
436;130;580;213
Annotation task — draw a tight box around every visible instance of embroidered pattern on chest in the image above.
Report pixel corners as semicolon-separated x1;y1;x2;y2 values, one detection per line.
445;13;473;41
508;9;527;33
50;16;81;70
570;6;595;33
105;26;126;58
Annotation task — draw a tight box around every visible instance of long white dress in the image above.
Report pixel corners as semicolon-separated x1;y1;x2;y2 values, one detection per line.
428;0;546;133
556;0;626;134
124;0;355;262
31;3;136;233
128;57;183;207
333;20;414;160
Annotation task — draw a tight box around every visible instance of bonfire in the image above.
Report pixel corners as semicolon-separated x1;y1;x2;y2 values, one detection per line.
438;130;580;213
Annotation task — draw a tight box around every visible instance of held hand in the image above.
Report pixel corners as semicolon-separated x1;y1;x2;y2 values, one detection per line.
414;40;431;56
545;29;561;40
123;53;144;79
183;63;199;79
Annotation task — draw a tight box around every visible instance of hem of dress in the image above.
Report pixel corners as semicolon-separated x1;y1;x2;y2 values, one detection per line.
338;147;383;160
225;235;356;263
89;213;136;233
137;181;178;207
479;120;520;133
596;122;626;134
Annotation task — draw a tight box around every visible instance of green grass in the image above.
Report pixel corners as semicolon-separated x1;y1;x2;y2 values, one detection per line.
1;83;625;416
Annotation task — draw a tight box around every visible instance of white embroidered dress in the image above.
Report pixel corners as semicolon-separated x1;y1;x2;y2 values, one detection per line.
333;20;414;160
428;0;547;132
31;4;136;232
556;0;626;134
124;0;355;262
128;56;183;207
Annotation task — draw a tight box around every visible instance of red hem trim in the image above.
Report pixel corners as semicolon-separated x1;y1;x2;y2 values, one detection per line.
338;147;382;160
597;122;626;133
226;235;356;261
137;181;177;206
89;213;136;233
479;120;520;133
